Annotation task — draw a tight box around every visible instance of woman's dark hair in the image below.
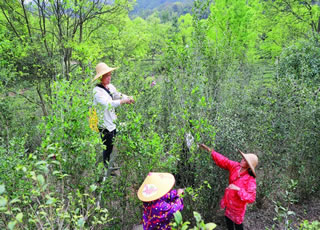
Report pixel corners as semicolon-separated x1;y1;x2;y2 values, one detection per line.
248;168;256;178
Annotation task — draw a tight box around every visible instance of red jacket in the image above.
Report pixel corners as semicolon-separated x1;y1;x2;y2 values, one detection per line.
211;150;256;224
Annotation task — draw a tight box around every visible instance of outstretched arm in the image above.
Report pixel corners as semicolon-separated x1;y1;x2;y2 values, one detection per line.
120;98;135;104
109;84;135;104
199;144;238;171
199;144;212;153
94;89;121;108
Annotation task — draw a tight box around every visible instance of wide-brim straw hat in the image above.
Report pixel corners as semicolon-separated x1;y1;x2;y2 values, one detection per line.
92;62;117;81
137;172;175;202
239;150;258;177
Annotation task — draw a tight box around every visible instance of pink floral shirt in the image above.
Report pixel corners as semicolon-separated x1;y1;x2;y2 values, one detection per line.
211;150;256;224
142;190;183;229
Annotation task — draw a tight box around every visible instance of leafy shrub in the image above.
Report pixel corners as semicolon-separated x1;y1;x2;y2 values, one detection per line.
278;38;320;87
172;211;216;230
299;220;320;230
0;156;111;230
38;76;101;186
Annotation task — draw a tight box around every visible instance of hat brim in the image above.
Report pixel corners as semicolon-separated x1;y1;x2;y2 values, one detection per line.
239;150;256;177
137;173;175;202
92;67;117;82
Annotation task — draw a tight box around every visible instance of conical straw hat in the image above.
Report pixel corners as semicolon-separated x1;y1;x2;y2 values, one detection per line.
137;172;175;202
239;150;258;177
92;62;117;81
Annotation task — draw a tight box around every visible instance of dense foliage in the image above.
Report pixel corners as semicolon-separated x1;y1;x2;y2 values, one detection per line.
1;0;320;229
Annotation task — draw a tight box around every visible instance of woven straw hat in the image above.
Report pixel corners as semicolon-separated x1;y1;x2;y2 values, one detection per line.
239;150;258;177
137;172;175;202
92;62;117;81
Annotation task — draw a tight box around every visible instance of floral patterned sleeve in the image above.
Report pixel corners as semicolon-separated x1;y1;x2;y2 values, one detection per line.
157;190;183;218
143;190;184;229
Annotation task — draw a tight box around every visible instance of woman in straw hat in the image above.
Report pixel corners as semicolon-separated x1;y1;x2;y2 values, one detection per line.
93;62;134;167
199;144;258;230
137;172;184;230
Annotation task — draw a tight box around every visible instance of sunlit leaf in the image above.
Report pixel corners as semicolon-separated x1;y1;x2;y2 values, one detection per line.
0;197;7;207
205;223;217;230
174;211;182;225
9;198;21;204
8;221;16;230
90;184;97;192
0;185;5;194
16;213;23;222
193;211;201;223
77;217;85;227
37;174;45;186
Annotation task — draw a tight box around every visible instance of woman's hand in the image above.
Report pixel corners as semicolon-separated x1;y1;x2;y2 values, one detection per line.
121;98;134;104
128;96;135;104
128;98;135;104
227;184;240;191
177;188;185;196
199;144;212;153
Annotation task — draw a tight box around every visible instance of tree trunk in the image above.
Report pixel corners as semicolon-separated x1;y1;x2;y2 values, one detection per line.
64;48;72;80
36;83;48;116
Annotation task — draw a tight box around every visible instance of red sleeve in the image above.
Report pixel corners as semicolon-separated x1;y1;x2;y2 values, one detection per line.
237;177;256;203
211;150;238;171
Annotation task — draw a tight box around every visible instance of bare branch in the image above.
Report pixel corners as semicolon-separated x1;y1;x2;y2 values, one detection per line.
20;0;33;41
3;0;25;18
0;5;23;42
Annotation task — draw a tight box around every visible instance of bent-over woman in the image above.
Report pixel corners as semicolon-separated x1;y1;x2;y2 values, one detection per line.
137;172;184;229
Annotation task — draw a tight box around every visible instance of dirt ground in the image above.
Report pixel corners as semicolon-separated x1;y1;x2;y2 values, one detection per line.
211;197;320;230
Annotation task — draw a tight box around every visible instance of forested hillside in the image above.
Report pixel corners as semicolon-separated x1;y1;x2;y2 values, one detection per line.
133;0;191;10
0;0;320;229
130;0;193;20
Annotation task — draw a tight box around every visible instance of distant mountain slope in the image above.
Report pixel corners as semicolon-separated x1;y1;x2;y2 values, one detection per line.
130;0;194;19
134;0;191;10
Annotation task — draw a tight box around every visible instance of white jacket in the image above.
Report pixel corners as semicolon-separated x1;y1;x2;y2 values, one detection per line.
93;84;127;131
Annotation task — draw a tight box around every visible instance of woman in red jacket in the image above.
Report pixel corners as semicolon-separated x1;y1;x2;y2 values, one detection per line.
199;144;258;230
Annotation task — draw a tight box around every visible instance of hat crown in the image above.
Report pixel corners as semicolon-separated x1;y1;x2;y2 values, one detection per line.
239;150;258;177
96;63;110;75
137;172;175;202
92;62;117;82
244;154;258;169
